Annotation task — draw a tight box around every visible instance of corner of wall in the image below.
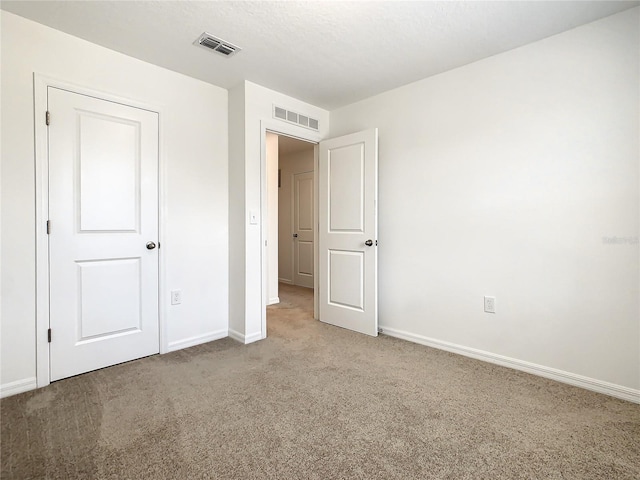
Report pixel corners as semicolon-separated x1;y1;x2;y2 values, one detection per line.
228;83;247;336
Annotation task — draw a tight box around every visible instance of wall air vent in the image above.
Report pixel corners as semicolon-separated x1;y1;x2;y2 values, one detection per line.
194;32;241;58
273;105;319;132
274;107;287;120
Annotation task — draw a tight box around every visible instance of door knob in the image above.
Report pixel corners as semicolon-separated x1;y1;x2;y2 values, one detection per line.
146;241;157;250
364;239;374;246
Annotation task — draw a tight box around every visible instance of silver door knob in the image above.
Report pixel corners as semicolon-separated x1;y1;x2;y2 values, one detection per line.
146;241;156;250
364;239;374;246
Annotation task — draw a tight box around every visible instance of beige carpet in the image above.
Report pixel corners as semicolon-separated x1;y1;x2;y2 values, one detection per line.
2;283;639;479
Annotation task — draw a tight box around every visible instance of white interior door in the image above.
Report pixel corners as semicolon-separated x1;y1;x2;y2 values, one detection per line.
319;128;378;336
293;171;314;288
48;87;160;381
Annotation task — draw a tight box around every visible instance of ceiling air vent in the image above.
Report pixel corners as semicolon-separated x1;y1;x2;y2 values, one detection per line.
273;105;319;132
194;32;241;58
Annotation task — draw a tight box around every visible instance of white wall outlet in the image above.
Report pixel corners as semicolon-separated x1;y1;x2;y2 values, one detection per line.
484;296;496;314
171;289;182;305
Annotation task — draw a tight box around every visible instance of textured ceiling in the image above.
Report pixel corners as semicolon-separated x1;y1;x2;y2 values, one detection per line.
2;1;638;109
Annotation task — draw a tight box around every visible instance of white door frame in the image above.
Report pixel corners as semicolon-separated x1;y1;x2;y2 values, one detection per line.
260;120;320;340
34;74;167;388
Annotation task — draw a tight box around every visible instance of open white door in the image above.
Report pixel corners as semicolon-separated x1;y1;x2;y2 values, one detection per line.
319;128;378;336
48;87;160;381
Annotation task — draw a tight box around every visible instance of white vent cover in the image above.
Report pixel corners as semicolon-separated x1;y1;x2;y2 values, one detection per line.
194;32;241;57
273;105;319;131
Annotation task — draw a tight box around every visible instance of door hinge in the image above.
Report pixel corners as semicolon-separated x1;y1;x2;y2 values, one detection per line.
47;328;52;343
46;220;51;234
45;111;50;126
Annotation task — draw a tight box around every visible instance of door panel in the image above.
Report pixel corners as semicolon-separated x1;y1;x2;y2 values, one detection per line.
293;171;314;288
48;87;159;381
77;258;142;340
297;241;314;275
328;250;364;310
79;113;140;232
329;144;364;232
319;129;378;336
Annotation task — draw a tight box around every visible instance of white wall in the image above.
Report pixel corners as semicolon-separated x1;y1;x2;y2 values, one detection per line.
228;81;328;342
266;132;279;304
278;148;315;284
1;12;229;395
330;8;640;395
228;83;246;338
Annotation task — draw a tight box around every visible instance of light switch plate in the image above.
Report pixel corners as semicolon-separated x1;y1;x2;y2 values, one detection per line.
249;210;258;225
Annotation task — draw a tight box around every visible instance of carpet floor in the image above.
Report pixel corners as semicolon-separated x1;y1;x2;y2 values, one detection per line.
1;283;639;479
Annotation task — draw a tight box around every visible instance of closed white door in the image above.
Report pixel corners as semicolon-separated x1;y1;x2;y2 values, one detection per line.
293;171;314;288
319;129;378;336
48;87;160;381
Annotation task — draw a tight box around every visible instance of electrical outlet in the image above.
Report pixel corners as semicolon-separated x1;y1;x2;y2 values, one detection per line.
171;290;182;305
484;296;496;313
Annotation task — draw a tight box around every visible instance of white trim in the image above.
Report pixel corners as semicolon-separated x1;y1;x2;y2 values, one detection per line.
167;330;228;352
380;326;640;404
228;329;263;345
313;144;319;320
228;329;245;343
268;297;280;305
34;74;50;388
244;331;263;344
34;74;167;390
1;378;38;398
278;278;293;285
260;120;321;342
157;96;169;356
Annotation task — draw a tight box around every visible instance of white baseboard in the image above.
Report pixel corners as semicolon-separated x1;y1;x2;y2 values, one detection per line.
380;326;640;404
278;278;293;284
228;328;244;343
1;377;37;398
167;329;228;352
268;297;280;305
244;331;263;344
228;329;263;345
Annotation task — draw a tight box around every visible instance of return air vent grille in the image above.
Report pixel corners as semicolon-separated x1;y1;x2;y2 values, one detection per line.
274;107;287;120
273;105;319;132
194;32;241;57
200;37;220;50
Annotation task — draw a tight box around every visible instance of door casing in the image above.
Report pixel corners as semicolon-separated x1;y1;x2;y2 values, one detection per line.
34;74;167;388
260;121;321;340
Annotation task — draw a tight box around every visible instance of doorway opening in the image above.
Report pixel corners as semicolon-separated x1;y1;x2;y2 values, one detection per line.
265;132;317;332
261;126;379;340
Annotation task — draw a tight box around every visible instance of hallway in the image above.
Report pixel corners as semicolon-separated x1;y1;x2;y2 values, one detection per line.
267;283;315;337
